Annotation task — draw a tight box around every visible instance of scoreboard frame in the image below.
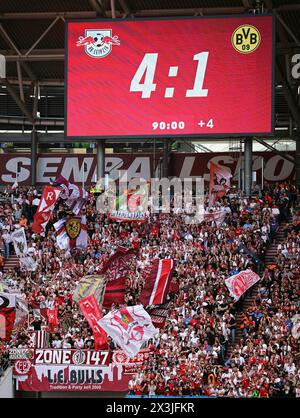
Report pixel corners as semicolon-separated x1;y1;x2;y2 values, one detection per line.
64;14;275;140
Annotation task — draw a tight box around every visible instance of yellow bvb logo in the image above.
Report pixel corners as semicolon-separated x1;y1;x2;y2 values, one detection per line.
232;24;261;54
66;218;81;239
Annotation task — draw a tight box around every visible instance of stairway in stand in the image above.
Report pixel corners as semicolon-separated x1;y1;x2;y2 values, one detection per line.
225;217;291;361
264;222;287;267
3;254;19;273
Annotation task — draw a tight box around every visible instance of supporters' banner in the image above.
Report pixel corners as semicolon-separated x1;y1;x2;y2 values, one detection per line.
32;349;109;366
32;186;62;233
225;269;260;302
112;349;151;374
28;330;49;349
109;184;148;222
146;302;171;329
9;348;34;360
102;247;136;309
140;259;174;306
73;274;107;307
11;228;37;271
79;295;107;350
14;364;130;392
47;308;59;326
209;161;232;206
109;210;146;222
12;297;29;334
98;305;158;358
11;227;27;256
53;174;88;215
54;216;88;249
11;228;33;268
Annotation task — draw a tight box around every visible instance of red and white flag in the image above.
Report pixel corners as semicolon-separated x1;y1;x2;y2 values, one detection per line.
140;259;174;306
98;305;158;358
32;186;61;233
225;269;260;302
53;175;88;215
28;329;48;348
79;295;107;350
209;162;232;206
53;218;69;250
203;210;227;226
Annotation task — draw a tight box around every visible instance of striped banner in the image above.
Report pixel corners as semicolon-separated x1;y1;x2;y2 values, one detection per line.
28;329;49;348
140;259;174;306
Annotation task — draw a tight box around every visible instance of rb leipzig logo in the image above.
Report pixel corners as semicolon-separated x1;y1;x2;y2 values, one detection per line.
76;29;120;58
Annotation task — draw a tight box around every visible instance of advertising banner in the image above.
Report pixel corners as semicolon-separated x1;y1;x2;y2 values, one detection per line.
0;152;294;186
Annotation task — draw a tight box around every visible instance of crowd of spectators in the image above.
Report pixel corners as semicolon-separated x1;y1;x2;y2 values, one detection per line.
0;181;299;396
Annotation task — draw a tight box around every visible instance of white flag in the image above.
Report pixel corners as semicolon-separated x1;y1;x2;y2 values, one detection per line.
11;227;28;257
98;305;158;358
11;228;36;271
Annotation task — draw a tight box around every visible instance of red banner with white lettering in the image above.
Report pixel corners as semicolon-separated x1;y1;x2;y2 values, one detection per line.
225;269;260;302
0;152;295;186
32;186;62;233
79;295;107;350
12;349;132;392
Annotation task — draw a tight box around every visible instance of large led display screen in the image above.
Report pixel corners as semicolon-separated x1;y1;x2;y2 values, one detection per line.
65;15;274;138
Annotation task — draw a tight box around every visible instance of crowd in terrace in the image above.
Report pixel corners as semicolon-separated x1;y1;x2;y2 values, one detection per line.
0;182;299;396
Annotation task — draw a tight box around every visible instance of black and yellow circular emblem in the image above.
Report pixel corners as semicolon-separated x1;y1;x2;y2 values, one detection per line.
231;24;261;54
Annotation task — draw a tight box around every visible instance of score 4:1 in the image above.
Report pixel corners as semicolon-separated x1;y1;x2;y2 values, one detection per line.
130;52;209;98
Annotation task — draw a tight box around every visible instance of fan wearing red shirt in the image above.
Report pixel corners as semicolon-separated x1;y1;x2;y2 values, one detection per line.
156;379;165;395
259;384;269;398
132;237;140;250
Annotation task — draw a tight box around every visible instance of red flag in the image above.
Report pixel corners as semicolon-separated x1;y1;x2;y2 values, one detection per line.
102;277;126;309
140;259;174;306
47;308;59;326
102;247;136;309
209;162;232;206
32;186;62;233
79;295;107;350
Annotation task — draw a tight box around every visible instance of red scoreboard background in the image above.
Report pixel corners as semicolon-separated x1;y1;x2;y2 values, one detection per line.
65;16;274;138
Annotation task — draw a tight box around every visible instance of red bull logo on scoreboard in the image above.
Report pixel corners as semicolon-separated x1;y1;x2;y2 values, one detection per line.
76;29;120;58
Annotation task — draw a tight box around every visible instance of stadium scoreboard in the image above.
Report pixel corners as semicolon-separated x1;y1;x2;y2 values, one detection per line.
65;15;274;139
